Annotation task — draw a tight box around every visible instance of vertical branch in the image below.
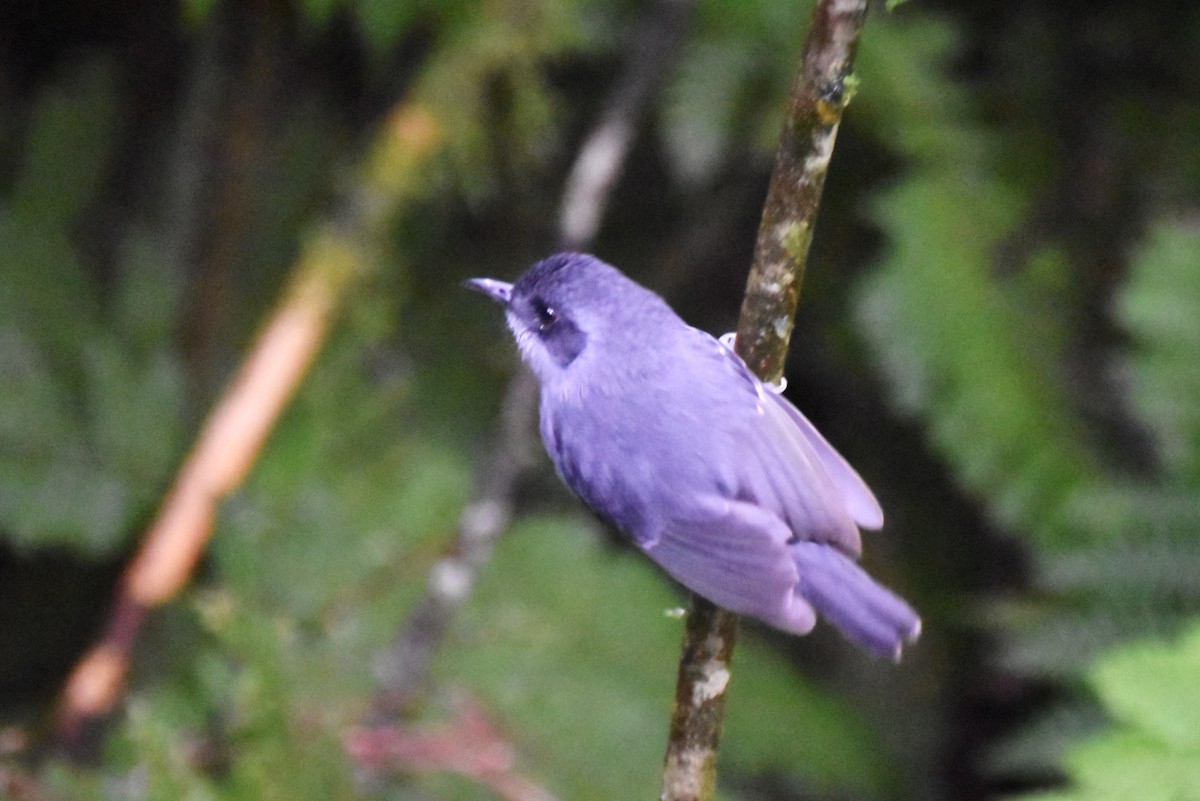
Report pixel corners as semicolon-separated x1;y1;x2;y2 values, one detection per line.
735;0;870;383
660;600;738;801
660;1;870;799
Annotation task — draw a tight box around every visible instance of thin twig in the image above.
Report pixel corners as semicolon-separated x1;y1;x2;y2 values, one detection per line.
559;0;696;250
362;0;698;720
659;1;870;799
367;370;538;719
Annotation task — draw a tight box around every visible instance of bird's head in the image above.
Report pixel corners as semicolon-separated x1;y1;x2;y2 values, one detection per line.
466;252;668;385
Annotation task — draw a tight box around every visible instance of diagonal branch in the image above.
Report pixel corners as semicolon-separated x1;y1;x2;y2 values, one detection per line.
52;104;443;749
659;1;870;799
366;369;538;719
559;0;697;251
361;0;700;724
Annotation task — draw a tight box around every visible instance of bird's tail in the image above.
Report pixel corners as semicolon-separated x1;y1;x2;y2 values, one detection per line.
791;541;921;661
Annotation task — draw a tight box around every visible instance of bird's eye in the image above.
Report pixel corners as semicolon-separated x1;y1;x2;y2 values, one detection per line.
532;298;558;330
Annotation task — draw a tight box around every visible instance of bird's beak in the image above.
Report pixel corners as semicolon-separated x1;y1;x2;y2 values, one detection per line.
463;277;513;305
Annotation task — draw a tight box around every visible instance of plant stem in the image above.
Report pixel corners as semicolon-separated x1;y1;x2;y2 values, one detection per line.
659;598;739;801
736;0;870;383
660;1;870;798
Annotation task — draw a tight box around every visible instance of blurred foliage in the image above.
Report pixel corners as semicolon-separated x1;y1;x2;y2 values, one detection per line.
0;62;186;554
1017;620;1200;801
663;0;809;184
855;17;1102;549
853;9;1200;787
45;305;475;801
1118;222;1200;484
3;0;1200;800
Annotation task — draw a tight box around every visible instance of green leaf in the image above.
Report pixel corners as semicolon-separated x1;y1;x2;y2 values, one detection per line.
853;18;1200;780
854;17;1106;552
1064;731;1200;801
1010;621;1200;801
0;61;189;555
1088;622;1200;752
1037;519;1200;604
856;172;1100;548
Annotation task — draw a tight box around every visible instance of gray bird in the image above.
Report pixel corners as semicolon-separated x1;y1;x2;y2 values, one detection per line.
467;252;920;660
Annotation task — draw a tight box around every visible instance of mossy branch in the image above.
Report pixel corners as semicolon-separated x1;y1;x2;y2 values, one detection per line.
660;1;869;799
735;0;868;383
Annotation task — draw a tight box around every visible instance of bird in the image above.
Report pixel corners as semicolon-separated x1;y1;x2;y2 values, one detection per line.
466;252;920;660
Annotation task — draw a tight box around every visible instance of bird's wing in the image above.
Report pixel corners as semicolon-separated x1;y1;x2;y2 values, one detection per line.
764;389;884;531
642;494;816;635
711;342;870;556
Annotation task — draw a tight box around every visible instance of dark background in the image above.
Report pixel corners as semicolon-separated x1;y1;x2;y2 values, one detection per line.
2;0;1199;799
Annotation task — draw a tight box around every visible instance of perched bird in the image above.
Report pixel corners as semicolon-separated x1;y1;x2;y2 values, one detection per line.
467;253;920;660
